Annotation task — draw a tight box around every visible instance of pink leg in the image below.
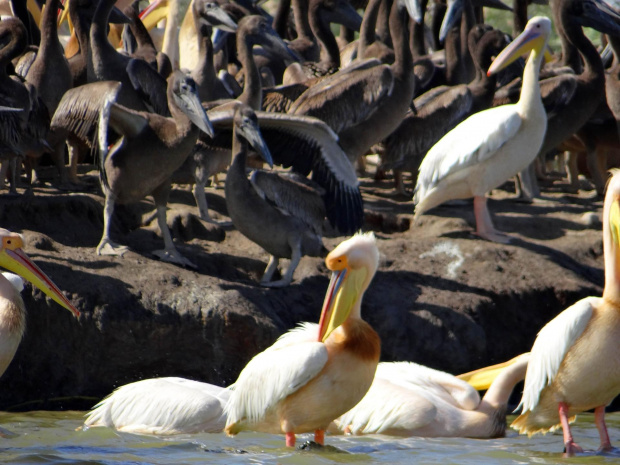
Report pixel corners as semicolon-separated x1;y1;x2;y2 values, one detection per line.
473;196;511;243
285;432;296;448
314;429;325;445
594;406;612;451
559;402;583;456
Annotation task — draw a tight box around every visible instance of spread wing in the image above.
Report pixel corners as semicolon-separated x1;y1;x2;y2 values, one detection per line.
250;170;326;235
289;62;394;134
415;104;522;203
518;297;597;413
126;58;170;117
84;377;230;435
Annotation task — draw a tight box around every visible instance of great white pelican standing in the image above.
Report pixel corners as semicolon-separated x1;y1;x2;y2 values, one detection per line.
511;170;620;455
224;232;381;447
414;16;550;243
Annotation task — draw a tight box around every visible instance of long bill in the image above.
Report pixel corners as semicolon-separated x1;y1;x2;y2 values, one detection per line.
487;24;545;76
0;237;79;317
317;265;367;342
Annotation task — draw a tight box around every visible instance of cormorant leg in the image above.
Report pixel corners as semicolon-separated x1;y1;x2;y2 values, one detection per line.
261;255;279;284
473;196;510;244
559;402;583;456
262;241;301;288
152;204;197;269
594;406;612;452
314;429;325;445
285;432;296;447
97;195;129;256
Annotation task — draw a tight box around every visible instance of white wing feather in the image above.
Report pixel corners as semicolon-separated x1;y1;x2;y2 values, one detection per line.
519;297;596;413
415;105;522;202
225;323;327;426
84;377;230;434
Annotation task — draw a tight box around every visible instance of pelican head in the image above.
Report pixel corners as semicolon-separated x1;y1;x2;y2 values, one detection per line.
194;0;238;33
0;229;79;317
240;15;301;64
487;16;551;76
235;105;273;167
439;0;512;43
170;71;215;137
317;233;379;342
573;0;620;37
323;0;363;32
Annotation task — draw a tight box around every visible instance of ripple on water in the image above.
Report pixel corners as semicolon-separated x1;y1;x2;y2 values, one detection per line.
2;412;620;464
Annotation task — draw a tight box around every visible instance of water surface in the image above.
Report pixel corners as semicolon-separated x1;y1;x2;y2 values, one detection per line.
2;411;620;464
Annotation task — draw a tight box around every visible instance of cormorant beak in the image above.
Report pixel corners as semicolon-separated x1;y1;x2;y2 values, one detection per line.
487;22;544;76
0;230;79;317
317;254;367;342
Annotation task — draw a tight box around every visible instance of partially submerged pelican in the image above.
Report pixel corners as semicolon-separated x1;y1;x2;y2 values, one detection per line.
511;169;620;455
334;353;529;438
224;232;381;447
414;16;550;243
0;228;79;379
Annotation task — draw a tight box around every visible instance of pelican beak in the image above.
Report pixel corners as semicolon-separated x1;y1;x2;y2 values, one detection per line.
487;23;544;76
240;118;273;167
457;353;528;390
439;0;462;43
580;0;620;37
0;230;79;317
27;0;41;25
181;83;215;137
477;0;511;11
400;0;423;25
317;255;367;342
202;4;238;33
262;27;302;64
324;0;363;32
140;0;169;30
610;198;620;246
109;5;131;24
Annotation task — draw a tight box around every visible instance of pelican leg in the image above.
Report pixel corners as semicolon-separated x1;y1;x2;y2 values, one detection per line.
97;195;129;256
193;180;232;226
67;140;80;184
559;402;583;456
314;429;325;445
473;196;511;244
262;241;301;288
564;151;580;192
515;163;538;202
594;406;612;452
260;255;279;284
151;204;197;269
285;432;296;447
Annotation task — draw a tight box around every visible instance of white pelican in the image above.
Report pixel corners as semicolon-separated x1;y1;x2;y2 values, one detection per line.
83;377;229;434
333;353;529;438
224;232;381;447
0;228;79;379
414;16;550;243
511;169;620;455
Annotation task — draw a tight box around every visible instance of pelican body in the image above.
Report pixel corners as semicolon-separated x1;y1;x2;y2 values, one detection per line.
334;354;529;438
0;228;79;379
414;16;549;243
224;232;381;447
511;169;620;455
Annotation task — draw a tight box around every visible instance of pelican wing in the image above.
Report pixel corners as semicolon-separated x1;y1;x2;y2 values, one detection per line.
254;112;363;235
84;377;230;435
376;362;480;410
263;83;310;113
225;324;327;427
126;58;171;117
415;105;522;203
518;297;597;413
51;81;122;148
289;62;394;134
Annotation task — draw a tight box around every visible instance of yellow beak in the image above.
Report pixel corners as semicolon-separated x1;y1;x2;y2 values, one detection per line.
140;0;170;31
487;25;545;76
0;234;79;317
457;353;528;390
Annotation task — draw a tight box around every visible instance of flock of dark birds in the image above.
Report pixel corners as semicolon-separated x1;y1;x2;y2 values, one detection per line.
2;0;620;458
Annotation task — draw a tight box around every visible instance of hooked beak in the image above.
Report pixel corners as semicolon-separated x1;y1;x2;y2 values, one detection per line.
0;233;79;317
181;87;214;137
487;23;544;76
202;4;238;33
240;119;273;167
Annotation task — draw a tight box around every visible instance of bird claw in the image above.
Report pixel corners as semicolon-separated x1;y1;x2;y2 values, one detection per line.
97;240;129;256
474;231;512;244
152;249;197;269
563;440;584;457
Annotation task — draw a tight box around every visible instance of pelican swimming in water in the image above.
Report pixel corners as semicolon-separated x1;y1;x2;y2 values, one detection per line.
510;169;620;455
333;353;529;438
224;232;381;447
0;228;80;380
414;16;550;243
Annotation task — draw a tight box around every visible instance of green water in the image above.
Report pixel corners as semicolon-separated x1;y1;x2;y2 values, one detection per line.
2;411;620;464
